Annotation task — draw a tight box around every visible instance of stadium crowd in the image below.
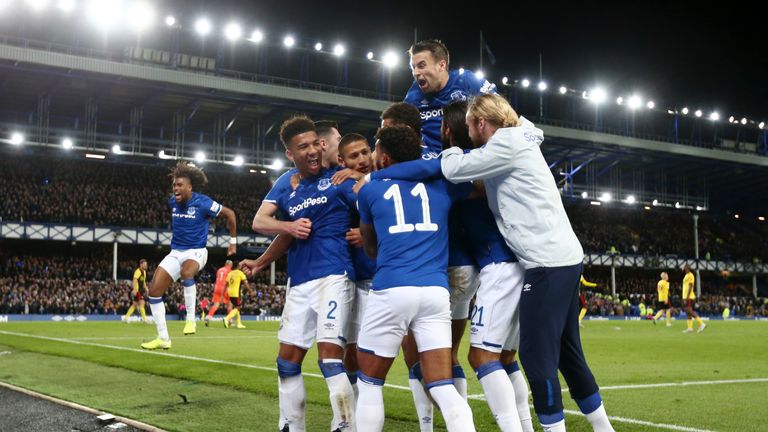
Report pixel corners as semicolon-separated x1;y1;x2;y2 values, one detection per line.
0;253;286;316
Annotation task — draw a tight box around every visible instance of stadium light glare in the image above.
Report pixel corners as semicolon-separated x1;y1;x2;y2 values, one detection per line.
740;117;747;125
26;0;50;12
501;76;508;85
88;0;122;30
598;192;612;202
128;2;155;33
616;96;624;105
223;22;242;41
580;191;588;199
333;44;345;56
382;51;398;69
269;159;284;170
111;144;120;154
559;86;567;94
62;138;73;149
694;109;703;117
625;195;636;204
589;87;607;105
232;155;244;166
759;216;765;221
458;68;465;75
57;0;75;12
314;42;322;51
644;206;651;210
728;116;735;123
164;15;175;26
675;202;681;208
248;30;264;43
85;153;105;159
627;95;642;110
652;199;659;206
646;100;655;109
283;35;295;48
759;122;765;129
521;79;530;88
366;51;374;60
709;112;720;121
194;151;206;163
538;81;547;91
9;132;24;145
194;18;211;36
695;206;705;211
734;214;740;219
475;70;485;80
681;107;689;115
590;201;601;206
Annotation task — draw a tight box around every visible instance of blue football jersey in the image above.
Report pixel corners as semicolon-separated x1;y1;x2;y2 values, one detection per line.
457;197;517;268
404;69;496;154
351;245;376;282
169;192;222;250
264;167;356;286
448;203;477;267
357;178;470;291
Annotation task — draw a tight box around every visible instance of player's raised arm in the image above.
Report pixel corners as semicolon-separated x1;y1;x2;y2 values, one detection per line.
217;205;237;256
252;200;312;239
240;234;294;277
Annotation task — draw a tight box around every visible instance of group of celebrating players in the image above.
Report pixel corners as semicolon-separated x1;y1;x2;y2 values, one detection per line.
136;39;618;432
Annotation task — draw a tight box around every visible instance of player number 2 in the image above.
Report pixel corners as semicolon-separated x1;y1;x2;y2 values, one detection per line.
327;300;338;319
383;183;439;234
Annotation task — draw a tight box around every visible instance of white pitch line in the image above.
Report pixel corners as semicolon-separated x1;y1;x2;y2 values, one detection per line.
0;330;411;391
563;409;716;432
70;335;275;341
0;330;758;431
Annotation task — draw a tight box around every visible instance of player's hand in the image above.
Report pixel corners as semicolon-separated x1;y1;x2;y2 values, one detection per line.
352;176;369;196
239;259;262;277
346;228;363;248
331;168;363;185
288;218;312;239
227;244;237;256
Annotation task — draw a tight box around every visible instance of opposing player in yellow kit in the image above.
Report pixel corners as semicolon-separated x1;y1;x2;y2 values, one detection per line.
652;272;672;327
224;264;249;329
578;275;597;328
682;265;706;334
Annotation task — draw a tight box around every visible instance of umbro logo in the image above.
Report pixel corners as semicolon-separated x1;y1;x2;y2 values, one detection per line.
523;283;532;292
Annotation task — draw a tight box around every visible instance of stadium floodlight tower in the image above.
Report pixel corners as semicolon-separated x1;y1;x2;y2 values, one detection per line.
538;81;547;91
194;151;206;163
164;15;175;26
333;43;345;57
194;18;212;36
283;35;295;48
589;87;607;105
62;137;74;149
627;95;642;110
128;2;155;33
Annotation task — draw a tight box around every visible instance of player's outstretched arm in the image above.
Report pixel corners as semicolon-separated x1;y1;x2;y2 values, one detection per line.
252;201;312;239
218;205;238;256
370;157;443;182
240;234;293;277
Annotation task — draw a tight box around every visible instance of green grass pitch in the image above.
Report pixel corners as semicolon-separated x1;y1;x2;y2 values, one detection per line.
1;319;766;431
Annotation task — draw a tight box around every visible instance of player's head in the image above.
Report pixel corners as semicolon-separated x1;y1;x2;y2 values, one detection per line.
409;39;450;94
660;271;668;281
225;260;233;269
314;120;341;168
375;126;422;169
280;116;322;177
466;93;520;146
169;161;208;203
683;264;691;273
380;102;422;131
339;133;373;174
139;259;147;270
441;100;472;150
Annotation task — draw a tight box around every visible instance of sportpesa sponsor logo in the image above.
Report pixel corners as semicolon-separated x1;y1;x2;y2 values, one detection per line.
420;108;443;120
289;196;328;216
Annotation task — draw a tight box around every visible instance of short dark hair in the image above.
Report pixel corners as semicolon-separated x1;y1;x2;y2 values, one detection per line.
443;101;472;150
139;259;147;265
169;161;208;188
339;133;368;155
381;102;422;131
314;120;339;138
408;39;449;65
280;116;316;148
376;126;422;164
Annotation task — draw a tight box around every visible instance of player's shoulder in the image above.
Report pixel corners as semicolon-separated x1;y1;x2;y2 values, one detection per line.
404;83;423;104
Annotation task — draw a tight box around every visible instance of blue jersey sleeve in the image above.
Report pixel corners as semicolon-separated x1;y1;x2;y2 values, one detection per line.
447;181;473;203
339;179;358;207
371;158;443;182
199;194;223;218
461;71;497;95
264;170;293;203
357;184;373;225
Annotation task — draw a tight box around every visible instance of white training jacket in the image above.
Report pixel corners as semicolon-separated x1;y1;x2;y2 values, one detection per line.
440;117;584;269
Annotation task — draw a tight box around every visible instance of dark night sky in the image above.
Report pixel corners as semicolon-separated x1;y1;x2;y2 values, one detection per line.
168;0;767;122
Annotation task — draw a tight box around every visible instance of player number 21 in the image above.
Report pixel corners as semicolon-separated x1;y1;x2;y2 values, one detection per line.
383;183;438;234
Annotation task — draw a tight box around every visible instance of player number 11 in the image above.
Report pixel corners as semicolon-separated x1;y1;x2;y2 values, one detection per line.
383;183;439;234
